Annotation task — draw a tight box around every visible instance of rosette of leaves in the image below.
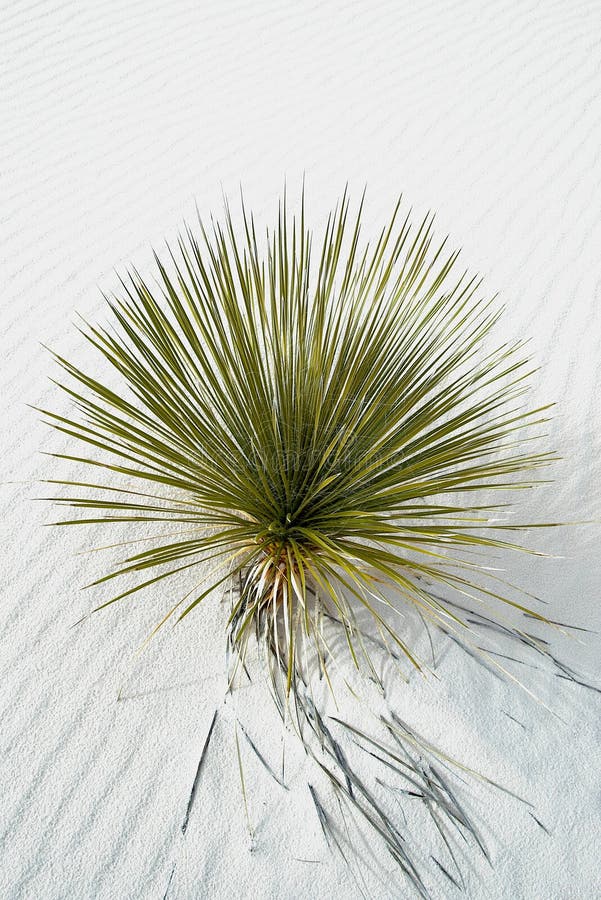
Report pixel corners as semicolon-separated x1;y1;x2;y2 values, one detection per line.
42;190;580;896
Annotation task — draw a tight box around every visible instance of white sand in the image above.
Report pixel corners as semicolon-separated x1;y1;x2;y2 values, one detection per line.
1;2;600;898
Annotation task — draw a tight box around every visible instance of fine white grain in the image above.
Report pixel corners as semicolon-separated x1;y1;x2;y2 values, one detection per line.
1;2;600;898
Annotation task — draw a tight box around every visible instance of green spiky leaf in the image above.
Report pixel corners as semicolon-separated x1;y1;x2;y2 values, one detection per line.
42;189;557;690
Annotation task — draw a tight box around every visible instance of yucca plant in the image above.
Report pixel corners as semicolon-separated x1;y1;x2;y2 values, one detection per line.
42;189;584;896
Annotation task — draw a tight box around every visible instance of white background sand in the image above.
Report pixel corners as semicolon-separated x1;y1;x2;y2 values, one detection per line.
1;2;600;898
